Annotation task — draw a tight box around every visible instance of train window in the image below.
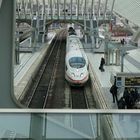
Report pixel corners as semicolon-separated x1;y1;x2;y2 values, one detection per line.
69;57;86;68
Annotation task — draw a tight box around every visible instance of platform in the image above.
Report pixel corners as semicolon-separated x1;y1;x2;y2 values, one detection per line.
14;32;56;102
87;47;140;109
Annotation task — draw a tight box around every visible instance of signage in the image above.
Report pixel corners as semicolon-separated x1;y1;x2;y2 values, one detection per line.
116;73;140;87
116;77;122;87
125;77;140;87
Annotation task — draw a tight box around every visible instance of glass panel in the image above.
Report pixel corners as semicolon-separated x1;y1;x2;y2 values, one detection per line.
0;113;30;138
0;112;140;139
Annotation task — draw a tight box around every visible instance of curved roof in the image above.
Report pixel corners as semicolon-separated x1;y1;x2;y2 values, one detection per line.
107;0;140;26
17;0;140;27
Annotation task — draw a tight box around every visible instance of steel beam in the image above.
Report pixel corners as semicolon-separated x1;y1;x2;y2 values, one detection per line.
0;0;17;107
84;0;86;15
103;0;108;21
57;0;59;19
64;0;66;20
22;0;26;19
42;0;47;43
50;0;53;19
84;0;87;44
77;0;79;20
16;0;20;19
110;0;115;20
91;0;94;19
97;0;101;22
29;0;33;20
71;0;72;20
36;0;40;41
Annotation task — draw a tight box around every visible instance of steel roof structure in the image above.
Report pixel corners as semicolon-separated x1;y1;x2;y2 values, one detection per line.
15;0;140;26
107;0;140;26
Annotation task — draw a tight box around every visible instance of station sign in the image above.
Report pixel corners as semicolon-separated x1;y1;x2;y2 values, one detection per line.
116;73;140;87
125;77;140;87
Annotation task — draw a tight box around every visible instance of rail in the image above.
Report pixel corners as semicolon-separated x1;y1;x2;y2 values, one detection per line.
26;35;59;107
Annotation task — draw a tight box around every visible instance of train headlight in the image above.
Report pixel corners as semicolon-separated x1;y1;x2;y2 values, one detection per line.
80;73;84;77
71;73;75;77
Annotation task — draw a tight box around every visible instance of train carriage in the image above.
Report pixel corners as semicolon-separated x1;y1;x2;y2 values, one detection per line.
65;28;89;86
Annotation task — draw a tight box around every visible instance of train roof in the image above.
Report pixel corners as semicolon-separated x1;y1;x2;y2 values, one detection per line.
66;49;84;59
67;35;81;45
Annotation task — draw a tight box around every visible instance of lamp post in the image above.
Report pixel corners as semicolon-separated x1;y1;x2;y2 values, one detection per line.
121;48;125;72
120;39;126;72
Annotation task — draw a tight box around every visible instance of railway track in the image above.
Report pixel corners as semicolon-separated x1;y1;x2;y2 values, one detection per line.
70;78;96;109
71;86;88;109
21;30;66;108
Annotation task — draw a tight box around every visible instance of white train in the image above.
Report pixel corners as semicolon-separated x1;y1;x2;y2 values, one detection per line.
65;30;89;86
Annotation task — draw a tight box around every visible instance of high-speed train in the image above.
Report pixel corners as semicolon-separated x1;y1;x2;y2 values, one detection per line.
65;28;89;86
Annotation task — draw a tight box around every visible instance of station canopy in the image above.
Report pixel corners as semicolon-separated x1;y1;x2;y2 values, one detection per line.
17;0;140;27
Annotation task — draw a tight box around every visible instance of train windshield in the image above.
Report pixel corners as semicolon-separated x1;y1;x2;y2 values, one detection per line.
69;57;86;68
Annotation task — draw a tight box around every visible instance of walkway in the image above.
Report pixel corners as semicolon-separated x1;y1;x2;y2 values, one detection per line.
14;31;56;101
86;47;140;109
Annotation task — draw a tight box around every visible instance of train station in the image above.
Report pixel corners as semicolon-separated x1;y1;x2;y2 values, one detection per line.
0;0;140;139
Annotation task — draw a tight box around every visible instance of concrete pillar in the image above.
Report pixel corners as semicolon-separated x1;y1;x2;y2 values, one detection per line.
0;0;17;107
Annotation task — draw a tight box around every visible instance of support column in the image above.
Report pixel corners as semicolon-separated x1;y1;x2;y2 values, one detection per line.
110;0;115;19
116;49;120;66
84;0;87;44
103;0;108;21
121;48;125;72
29;114;44;140
42;0;47;43
15;31;20;65
90;19;95;52
104;35;110;65
64;0;66;20
0;0;17;107
36;0;40;41
16;0;20;19
57;0;59;19
70;0;72;20
32;20;38;48
22;0;26;19
91;0;94;19
50;0;53;20
77;0;79;20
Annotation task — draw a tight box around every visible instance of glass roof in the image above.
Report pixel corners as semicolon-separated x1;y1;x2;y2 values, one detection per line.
16;0;140;27
107;0;140;26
